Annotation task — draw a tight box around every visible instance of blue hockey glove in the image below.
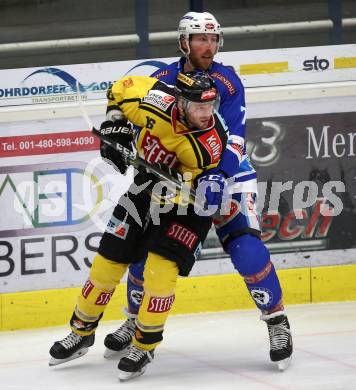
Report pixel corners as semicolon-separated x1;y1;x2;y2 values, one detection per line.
196;170;227;208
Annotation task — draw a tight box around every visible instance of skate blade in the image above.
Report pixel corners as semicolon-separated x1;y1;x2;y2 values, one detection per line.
49;347;89;366
103;347;128;359
118;367;146;382
276;356;292;371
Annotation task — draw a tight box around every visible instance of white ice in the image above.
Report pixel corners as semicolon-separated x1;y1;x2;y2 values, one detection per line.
1;301;356;390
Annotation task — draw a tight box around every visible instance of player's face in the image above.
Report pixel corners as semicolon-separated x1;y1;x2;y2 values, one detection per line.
185;101;215;129
188;34;219;70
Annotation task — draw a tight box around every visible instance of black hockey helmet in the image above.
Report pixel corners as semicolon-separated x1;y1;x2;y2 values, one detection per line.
175;71;218;103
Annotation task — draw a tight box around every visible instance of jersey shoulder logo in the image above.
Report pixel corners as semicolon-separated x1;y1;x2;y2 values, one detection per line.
153;70;170;79
210;71;236;95
197;128;223;164
142;89;175;111
122;77;134;88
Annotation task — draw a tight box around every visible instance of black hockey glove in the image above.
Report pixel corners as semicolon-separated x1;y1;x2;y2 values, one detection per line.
99;119;134;175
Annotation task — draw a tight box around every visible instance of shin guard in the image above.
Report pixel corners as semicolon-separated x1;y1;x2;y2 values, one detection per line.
71;254;128;335
133;252;179;351
227;234;283;313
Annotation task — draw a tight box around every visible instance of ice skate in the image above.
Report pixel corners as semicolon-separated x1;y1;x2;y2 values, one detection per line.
49;331;95;366
103;314;136;358
117;345;154;382
261;311;293;371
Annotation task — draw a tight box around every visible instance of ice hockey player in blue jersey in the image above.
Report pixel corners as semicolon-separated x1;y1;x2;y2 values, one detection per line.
103;11;293;371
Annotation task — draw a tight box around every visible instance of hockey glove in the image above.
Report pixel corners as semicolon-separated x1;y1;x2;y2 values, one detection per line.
99;119;134;175
196;170;227;208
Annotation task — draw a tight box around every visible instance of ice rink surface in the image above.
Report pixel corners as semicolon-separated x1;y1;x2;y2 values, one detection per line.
1;301;355;390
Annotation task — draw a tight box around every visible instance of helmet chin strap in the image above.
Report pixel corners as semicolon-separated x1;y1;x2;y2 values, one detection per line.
178;98;193;128
180;37;194;72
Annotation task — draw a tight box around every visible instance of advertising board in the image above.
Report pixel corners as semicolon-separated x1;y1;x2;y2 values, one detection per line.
1;45;355;292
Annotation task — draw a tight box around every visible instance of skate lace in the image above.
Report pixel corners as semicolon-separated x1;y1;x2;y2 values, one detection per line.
268;320;291;351
60;332;83;350
125;345;150;363
111;319;135;343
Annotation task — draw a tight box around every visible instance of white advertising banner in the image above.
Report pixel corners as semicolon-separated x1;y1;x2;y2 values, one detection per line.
0;116;131;293
0;44;355;107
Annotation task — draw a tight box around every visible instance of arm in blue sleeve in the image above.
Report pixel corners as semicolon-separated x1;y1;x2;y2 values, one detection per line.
216;78;246;178
150;62;179;84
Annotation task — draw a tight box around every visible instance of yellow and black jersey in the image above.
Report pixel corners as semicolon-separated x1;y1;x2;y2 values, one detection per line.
107;75;228;183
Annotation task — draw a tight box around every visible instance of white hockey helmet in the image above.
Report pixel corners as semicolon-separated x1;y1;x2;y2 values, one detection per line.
178;11;223;55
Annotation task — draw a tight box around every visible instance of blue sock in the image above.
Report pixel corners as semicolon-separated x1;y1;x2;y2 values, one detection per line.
127;259;146;314
227;234;282;312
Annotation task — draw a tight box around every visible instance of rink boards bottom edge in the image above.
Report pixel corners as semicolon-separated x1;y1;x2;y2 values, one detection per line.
1;263;356;331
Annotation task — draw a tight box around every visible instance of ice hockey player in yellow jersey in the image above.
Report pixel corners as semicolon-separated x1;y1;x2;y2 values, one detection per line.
49;71;229;381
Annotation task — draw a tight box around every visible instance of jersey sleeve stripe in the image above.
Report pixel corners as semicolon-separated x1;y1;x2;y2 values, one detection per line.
139;104;172;124
118;98;142;105
185;133;204;169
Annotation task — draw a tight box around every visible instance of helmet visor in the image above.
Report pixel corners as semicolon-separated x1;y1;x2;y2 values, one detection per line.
184;100;215;130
